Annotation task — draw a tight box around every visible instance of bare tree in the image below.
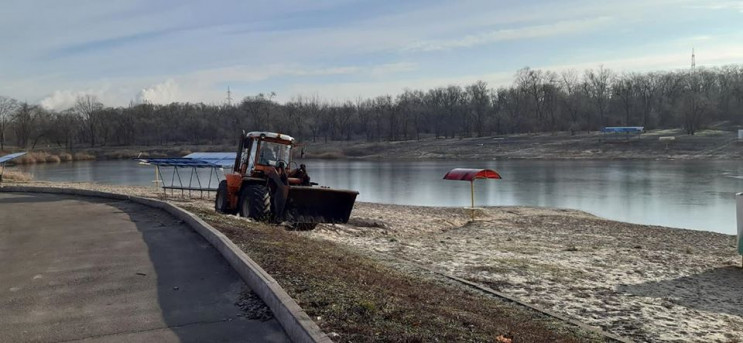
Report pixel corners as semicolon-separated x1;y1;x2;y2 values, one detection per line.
635;73;658;128
516;67;545;130
560;70;583;133
13;102;35;148
75;95;103;147
681;92;710;135
0;96;18;151
466;81;490;137
584;66;614;129
613;74;636;126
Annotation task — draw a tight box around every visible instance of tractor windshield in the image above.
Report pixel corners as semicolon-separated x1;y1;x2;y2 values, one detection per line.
258;141;291;167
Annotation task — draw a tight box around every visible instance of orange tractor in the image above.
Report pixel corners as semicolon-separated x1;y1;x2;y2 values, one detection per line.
215;131;358;230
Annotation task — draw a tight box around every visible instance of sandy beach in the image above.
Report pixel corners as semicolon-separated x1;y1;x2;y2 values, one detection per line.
5;181;742;342
310;203;742;342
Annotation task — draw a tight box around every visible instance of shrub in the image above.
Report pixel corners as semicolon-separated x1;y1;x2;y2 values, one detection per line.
58;153;73;162
2;170;33;182
73;152;96;161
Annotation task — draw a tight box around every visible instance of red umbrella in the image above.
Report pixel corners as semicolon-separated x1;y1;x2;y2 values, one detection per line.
443;168;502;208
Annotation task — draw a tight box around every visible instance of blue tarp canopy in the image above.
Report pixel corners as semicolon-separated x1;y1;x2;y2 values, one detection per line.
139;152;235;168
183;152;235;168
0;152;26;164
601;127;644;133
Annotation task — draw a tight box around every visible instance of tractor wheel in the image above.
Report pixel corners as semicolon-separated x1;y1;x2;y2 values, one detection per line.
215;180;235;214
239;184;271;221
292;223;318;231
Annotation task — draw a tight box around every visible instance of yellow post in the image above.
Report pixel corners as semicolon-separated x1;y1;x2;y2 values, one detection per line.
154;165;161;191
470;180;476;220
470;180;475;209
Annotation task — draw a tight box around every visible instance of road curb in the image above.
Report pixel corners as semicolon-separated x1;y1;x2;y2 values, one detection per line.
0;186;331;343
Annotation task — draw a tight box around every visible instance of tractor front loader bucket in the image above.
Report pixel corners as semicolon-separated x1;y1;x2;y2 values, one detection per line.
280;186;359;224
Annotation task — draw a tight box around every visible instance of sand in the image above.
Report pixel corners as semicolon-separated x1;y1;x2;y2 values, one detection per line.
6;181;742;342
310;204;743;343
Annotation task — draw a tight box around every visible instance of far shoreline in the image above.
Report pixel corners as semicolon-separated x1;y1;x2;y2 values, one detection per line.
3;128;743;164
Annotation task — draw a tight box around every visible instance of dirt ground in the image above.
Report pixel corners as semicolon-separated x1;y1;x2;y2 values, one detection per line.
8;181;743;342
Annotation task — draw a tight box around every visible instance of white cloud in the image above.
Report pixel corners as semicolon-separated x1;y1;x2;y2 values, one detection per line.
40;88;108;110
136;79;180;104
405;17;613;52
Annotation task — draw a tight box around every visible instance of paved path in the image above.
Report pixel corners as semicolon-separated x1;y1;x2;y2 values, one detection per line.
0;192;289;343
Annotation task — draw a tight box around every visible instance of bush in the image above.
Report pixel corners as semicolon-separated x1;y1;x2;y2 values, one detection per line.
18;154;37;164
73;152;96;161
2;170;33;182
103;149;139;159
58;153;73;162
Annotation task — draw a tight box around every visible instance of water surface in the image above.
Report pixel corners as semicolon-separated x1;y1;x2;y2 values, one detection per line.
19;159;743;234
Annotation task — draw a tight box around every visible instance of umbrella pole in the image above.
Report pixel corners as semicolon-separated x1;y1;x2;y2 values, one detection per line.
470;180;476;220
470;180;474;209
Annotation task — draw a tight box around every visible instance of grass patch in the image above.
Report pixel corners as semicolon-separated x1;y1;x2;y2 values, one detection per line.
186;206;603;343
103;149;141;159
1;169;33;182
73;152;96;161
58;153;73;162
695;129;727;137
45;155;61;163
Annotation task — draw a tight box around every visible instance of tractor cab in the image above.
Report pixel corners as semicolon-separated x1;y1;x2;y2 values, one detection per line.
237;131;294;177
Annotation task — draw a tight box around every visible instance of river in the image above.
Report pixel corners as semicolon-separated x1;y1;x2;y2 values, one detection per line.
18;159;743;235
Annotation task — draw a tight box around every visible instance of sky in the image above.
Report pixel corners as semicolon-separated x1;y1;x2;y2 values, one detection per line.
1;0;742;110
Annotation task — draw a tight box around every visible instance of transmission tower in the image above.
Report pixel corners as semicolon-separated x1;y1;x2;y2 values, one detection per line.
691;48;696;72
226;86;233;107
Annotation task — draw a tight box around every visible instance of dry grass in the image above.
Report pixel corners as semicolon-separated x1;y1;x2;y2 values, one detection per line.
58;153;73;162
72;152;95;161
185;206;604;343
102;149;146;159
1;169;32;182
17;152;49;164
6;151;97;164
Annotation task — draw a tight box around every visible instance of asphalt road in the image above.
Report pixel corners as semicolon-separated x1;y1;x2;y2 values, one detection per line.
0;192;289;343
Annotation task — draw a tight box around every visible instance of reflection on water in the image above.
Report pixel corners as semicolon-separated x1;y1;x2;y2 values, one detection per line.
19;159;743;234
19;160;224;189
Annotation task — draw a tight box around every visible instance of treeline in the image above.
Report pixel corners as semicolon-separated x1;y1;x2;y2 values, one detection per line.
1;65;743;151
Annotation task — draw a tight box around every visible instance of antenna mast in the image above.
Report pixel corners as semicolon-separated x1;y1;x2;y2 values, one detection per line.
691;48;696;72
226;86;233;107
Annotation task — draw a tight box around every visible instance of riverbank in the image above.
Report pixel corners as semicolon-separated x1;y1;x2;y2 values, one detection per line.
5;181;741;341
303;129;743;161
2;128;742;164
0;145;228;165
